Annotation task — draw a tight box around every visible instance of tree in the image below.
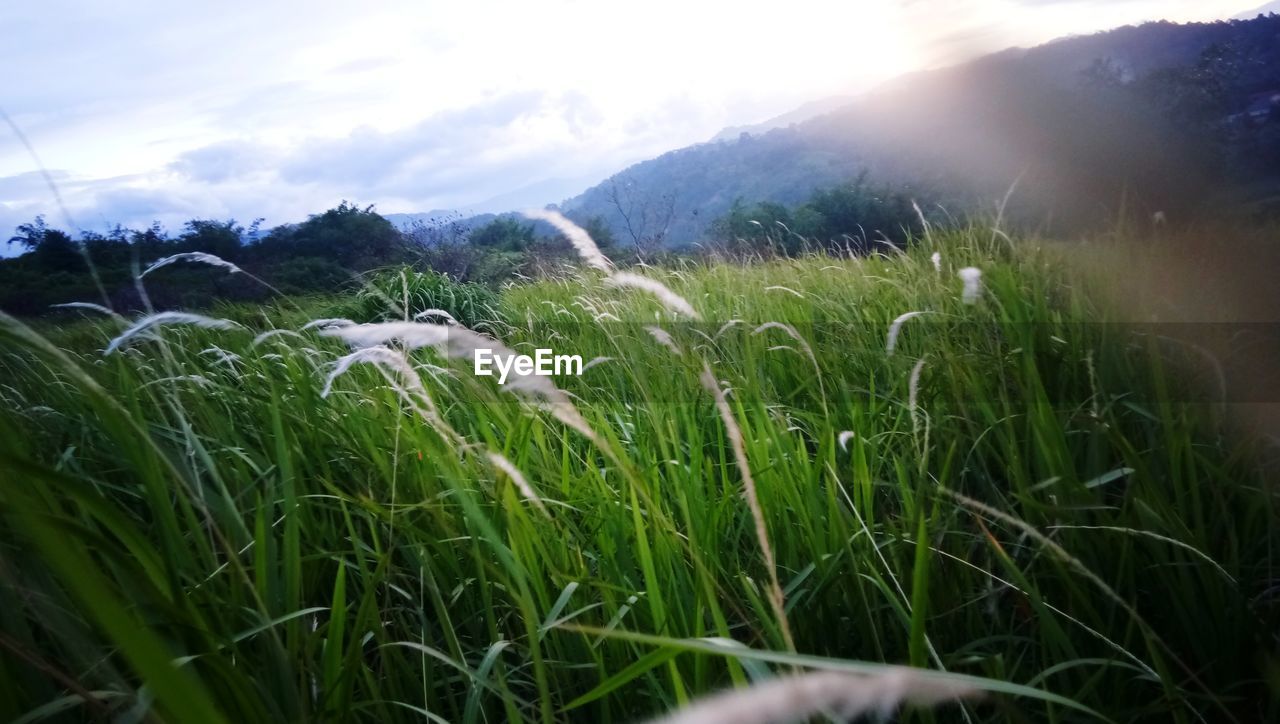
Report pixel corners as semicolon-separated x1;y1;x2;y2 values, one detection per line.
404;213;481;280
179;219;244;260
709;199;799;257
469;217;535;252
578;215;618;255
259;201;405;269
8;216;82;270
803;174;921;249
604;178;676;262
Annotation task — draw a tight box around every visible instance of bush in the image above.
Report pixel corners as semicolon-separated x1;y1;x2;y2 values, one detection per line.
342;266;504;332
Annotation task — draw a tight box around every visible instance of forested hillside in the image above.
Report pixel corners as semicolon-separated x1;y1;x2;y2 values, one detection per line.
563;15;1280;245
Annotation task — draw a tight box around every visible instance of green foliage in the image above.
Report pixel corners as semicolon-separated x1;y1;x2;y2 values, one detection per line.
258;201;407;269
710;176;925;256
0;203;410;315
7;216;82;267
179;219;246;261
469;217;535;252
804;175;922;246
262;257;353;296
0;229;1274;722
343;266;503;331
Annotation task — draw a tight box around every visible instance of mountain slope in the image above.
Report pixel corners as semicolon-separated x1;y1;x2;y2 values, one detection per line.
560;16;1280;245
708;95;857;142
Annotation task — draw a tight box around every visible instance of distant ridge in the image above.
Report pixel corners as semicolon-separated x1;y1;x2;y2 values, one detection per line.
709;95;857;142
553;15;1280;244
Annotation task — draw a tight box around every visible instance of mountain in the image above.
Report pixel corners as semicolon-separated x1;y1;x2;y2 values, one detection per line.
557;16;1280;245
709;95;857;143
1236;2;1280;20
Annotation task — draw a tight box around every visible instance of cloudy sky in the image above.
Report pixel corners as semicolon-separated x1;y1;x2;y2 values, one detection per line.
0;0;1263;242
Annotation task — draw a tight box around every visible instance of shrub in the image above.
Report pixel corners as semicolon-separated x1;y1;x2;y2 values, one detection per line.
342;266;504;331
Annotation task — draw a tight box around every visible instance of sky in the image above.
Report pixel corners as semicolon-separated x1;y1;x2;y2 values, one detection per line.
0;0;1266;244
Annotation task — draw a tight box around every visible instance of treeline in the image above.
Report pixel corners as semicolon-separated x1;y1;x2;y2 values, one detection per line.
0;202;623;315
1;178;930;316
1;203;401;315
705;174;927;258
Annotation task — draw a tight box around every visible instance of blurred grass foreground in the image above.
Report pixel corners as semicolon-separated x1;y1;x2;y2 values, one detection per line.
0;222;1277;723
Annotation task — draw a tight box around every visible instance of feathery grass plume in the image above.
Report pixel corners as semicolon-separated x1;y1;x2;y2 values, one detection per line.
141;251;243;277
931;252;942;272
753;322;816;369
301;318;355;331
838;430;856;451
886;311;930;356
141;374;215;390
50;301;125;322
412;308;459;325
648;669;976;724
913;199;934;246
104;312;239;355
700;363;794;651
251;329;307;347
958;266;983;305
583;356;614;371
605;272;701;320
320;347;405;397
645;326;682;355
754;321;827;409
199;346;241;366
486;451;551;516
321;321;450;350
872;239;906;257
764;285;803;298
327;321;604;445
321;345;455;440
524;208;614;273
716;319;743;338
909;357;926;435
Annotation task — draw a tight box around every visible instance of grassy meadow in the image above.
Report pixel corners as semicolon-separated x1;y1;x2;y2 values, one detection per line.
0;226;1275;722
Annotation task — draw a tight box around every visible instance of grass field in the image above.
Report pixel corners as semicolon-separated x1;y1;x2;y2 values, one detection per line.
0;226;1275;722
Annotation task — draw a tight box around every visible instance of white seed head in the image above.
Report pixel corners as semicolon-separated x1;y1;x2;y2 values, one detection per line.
764;285;804;298
486;451;551;516
886;311;928;356
644;326;682;355
322;322;451;350
649;668;976;724
105;312;239;355
958;267;983;305
301;318;356;331
700;363;793;649
605;272;701;320
412;308;459;325
51;301;124;321
141;252;242;277
252;329;307;347
523;208;614;273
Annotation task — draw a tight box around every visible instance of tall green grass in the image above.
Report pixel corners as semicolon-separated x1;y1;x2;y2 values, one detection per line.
0;227;1274;722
